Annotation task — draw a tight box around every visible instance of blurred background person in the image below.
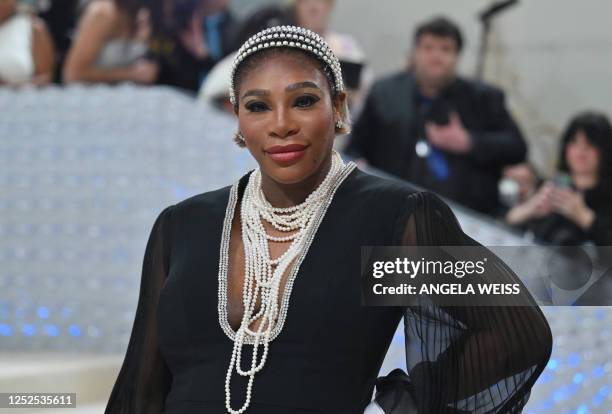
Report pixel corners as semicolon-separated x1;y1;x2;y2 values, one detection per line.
498;162;542;210
37;0;79;83
345;16;526;216
150;0;237;93
289;0;371;121
197;0;369;114
62;0;157;84
0;0;55;86
197;4;290;110
506;111;612;245
197;0;236;71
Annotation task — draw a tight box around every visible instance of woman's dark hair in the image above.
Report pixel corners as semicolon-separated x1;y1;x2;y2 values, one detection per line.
171;0;200;31
113;0;166;36
557;111;612;182
413;16;463;52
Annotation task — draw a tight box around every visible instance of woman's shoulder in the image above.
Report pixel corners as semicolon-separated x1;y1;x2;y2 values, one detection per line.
0;12;31;36
343;168;462;243
346;167;434;204
83;0;120;19
343;167;453;218
356;175;467;244
171;182;234;217
80;0;123;31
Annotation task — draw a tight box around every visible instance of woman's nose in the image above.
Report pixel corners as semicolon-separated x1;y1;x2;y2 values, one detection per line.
269;108;299;139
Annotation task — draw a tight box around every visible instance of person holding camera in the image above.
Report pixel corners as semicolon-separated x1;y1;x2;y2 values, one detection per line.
345;16;527;216
505;112;612;245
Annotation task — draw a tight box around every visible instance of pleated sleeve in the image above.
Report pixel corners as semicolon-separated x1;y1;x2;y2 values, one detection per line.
104;205;175;414
397;191;553;413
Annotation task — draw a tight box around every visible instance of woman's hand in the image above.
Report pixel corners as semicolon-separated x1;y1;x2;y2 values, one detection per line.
549;186;596;230
128;59;159;84
505;182;554;225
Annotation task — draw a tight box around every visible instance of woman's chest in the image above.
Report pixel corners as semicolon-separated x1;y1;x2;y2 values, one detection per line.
159;211;395;342
159;226;361;341
156;189;405;368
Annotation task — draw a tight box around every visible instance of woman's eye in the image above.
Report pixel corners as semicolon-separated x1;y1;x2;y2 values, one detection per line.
294;95;320;108
245;101;269;112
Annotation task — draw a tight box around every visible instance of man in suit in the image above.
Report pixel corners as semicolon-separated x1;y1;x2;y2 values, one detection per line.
344;16;527;216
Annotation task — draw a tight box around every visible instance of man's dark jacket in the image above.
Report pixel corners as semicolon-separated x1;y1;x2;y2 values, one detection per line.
345;71;527;215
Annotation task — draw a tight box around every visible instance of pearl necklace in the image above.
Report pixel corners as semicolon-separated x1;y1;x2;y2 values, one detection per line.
218;149;356;413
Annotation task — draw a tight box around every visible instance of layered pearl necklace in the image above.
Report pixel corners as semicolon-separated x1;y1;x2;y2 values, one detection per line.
219;149;355;413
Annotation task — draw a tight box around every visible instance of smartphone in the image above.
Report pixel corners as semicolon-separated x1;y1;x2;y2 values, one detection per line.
552;173;572;189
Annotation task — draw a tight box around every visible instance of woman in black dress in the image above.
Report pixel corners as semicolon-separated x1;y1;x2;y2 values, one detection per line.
105;25;552;414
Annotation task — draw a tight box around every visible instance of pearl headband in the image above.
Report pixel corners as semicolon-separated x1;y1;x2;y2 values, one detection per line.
229;25;345;106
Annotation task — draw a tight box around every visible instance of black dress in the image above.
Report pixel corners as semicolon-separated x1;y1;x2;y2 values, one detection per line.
104;166;552;414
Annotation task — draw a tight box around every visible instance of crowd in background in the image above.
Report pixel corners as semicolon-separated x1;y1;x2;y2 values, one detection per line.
1;0;611;246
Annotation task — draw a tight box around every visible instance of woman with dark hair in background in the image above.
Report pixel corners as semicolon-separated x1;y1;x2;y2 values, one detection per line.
105;25;551;413
506;111;612;245
62;0;157;84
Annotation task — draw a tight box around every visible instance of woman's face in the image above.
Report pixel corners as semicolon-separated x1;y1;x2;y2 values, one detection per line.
295;0;333;34
236;52;342;185
565;130;600;176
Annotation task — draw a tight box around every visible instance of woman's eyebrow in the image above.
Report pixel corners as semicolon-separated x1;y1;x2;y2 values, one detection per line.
286;81;321;91
241;82;321;99
242;89;269;99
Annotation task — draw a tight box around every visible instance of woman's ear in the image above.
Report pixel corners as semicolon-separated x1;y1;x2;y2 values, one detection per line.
333;91;347;114
333;91;352;135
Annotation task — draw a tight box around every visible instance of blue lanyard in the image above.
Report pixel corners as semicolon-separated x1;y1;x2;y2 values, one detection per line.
418;97;450;181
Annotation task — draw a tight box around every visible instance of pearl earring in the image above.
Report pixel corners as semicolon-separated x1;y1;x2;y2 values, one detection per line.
335;120;343;129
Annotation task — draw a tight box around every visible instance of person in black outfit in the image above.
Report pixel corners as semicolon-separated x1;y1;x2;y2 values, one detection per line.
150;0;237;93
345;17;527;216
105;25;551;413
37;0;79;84
506;111;612;245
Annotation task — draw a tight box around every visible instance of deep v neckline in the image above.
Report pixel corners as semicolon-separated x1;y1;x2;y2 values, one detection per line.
216;162;357;344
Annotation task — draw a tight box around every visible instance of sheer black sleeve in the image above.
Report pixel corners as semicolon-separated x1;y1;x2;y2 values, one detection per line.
398;191;553;413
104;205;175;414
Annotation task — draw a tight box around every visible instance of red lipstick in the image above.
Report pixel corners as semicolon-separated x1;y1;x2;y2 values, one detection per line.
265;143;308;163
